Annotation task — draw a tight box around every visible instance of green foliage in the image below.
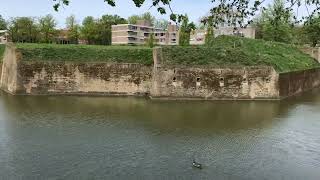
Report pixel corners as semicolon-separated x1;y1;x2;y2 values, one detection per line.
147;33;155;48
66;15;80;44
128;12;155;25
0;15;7;30
8;17;39;43
205;25;214;45
162;36;319;72
39;14;57;43
15;43;153;65
254;0;293;43
80;15;127;45
154;19;169;29
0;44;5;62
80;16;97;44
179;15;196;46
303;16;320;47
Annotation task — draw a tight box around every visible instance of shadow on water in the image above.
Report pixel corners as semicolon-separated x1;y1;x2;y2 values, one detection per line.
2;89;320;133
0;92;289;132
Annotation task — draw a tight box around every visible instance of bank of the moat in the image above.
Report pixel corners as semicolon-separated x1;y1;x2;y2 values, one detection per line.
1;36;319;100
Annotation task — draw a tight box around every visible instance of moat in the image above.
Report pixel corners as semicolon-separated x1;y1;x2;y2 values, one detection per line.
0;90;320;180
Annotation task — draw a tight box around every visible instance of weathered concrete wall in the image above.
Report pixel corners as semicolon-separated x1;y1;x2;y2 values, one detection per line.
1;45;319;100
1;44;152;96
279;68;320;98
16;62;152;95
0;43;21;94
151;48;279;100
300;47;320;63
151;65;279;100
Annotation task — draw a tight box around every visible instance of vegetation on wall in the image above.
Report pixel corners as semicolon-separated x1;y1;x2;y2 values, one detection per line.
0;44;5;61
178;15;196;46
162;36;319;72
15;43;153;65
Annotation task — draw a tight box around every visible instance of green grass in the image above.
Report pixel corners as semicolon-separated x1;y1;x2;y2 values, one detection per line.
16;43;153;65
162;36;319;72
0;44;5;62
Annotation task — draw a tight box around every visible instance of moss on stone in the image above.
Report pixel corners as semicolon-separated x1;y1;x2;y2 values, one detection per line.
0;44;5;62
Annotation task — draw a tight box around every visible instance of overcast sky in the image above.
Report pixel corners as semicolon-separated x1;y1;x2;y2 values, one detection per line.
0;0;215;28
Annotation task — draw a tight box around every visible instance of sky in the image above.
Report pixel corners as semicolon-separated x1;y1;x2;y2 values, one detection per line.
0;0;215;28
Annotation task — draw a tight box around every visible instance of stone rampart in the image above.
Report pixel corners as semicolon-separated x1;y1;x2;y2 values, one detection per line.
1;45;319;100
1;44;152;95
279;68;320;98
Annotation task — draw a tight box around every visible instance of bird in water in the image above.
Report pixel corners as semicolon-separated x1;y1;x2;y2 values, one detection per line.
192;159;202;169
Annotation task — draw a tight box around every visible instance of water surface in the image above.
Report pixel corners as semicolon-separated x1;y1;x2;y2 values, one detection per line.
0;91;320;180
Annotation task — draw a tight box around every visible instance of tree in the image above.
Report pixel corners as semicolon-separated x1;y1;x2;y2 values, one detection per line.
0;15;7;30
147;33;155;48
80;16;98;44
66;15;80;44
128;12;155;25
303;17;320;47
179;15;196;46
39;14;57;43
8;17;39;43
253;0;293;43
96;15;127;45
154;19;169;29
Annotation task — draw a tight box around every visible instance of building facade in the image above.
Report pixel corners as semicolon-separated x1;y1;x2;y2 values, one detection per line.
112;20;179;45
215;26;256;39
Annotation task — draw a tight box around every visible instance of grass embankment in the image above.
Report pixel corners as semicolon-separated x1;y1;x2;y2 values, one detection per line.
16;44;153;65
162;36;319;72
0;44;5;62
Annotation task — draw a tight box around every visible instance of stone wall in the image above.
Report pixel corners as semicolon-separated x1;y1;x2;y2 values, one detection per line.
151;65;279;100
1;45;320;100
279;68;320;98
0;43;20;93
299;47;320;63
151;48;279;100
1;44;152;95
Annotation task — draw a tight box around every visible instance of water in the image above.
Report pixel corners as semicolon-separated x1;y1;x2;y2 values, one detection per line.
0;91;320;180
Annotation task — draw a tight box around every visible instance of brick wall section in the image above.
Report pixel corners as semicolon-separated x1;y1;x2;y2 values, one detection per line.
279;68;320;98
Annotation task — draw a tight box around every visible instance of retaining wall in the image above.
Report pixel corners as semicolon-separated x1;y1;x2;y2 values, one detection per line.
0;44;152;96
1;45;319;100
300;47;320;63
151;48;279;100
279;68;320;98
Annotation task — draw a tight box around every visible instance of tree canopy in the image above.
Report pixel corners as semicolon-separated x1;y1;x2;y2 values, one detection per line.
0;15;6;30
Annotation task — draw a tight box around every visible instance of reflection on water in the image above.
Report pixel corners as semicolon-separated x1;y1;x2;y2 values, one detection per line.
0;90;320;179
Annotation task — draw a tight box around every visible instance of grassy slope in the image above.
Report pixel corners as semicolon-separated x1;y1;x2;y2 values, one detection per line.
0;44;5;62
16;43;153;65
162;36;319;72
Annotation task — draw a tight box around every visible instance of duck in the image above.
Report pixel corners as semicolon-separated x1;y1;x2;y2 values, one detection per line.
192;160;202;169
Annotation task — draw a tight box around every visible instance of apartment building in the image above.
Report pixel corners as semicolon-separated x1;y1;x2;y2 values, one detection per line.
112;20;179;45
